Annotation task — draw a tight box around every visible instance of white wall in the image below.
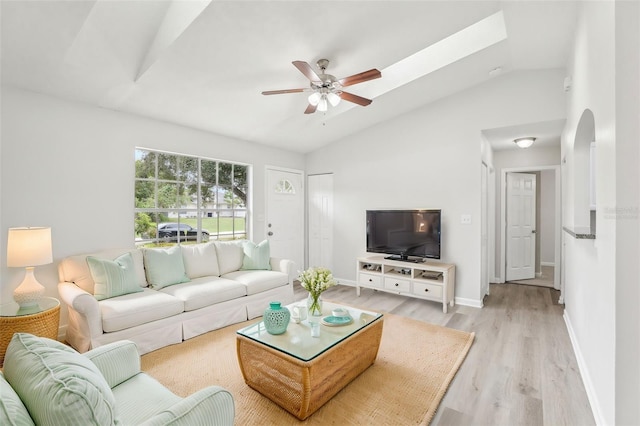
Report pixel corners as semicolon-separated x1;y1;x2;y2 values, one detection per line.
561;1;639;424
540;169;556;265
613;1;640;424
0;87;305;327
306;69;566;306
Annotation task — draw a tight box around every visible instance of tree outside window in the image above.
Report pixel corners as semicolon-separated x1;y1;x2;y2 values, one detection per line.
134;149;249;246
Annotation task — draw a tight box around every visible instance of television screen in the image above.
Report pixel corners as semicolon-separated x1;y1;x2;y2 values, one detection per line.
366;210;441;261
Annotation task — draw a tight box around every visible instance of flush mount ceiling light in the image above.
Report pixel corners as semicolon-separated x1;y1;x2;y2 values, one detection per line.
514;137;536;149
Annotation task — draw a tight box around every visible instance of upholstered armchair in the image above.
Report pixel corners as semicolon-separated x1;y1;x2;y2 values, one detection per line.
0;333;234;425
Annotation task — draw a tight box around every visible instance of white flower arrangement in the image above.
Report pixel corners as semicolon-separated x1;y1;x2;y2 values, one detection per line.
298;267;336;316
298;267;337;296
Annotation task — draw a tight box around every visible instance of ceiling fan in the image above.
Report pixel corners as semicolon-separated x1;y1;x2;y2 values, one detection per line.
262;59;381;114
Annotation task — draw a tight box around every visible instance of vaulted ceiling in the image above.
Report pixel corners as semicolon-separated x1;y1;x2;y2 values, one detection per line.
1;1;577;153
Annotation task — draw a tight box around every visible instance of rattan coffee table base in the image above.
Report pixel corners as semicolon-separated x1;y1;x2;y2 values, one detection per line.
236;318;383;420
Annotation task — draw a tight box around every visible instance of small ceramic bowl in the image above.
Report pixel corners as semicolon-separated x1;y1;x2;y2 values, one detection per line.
331;308;350;317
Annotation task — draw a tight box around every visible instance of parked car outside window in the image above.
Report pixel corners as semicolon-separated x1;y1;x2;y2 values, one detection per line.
157;223;209;242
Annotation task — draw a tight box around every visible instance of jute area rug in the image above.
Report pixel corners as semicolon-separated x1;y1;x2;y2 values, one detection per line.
141;312;474;425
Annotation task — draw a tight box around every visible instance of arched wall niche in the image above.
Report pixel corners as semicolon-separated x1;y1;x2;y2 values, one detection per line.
573;109;596;234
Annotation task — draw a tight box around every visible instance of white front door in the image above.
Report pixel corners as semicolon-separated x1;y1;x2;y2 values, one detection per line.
266;167;304;273
308;174;333;270
506;172;536;281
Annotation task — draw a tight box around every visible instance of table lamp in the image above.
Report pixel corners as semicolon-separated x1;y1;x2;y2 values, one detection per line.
6;227;53;307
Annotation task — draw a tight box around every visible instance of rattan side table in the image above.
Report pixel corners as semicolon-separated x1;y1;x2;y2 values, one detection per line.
0;297;60;366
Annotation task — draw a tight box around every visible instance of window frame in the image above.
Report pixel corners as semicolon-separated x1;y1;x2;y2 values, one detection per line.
134;148;250;246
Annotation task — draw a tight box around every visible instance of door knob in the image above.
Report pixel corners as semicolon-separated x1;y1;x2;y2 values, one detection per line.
531;230;537;234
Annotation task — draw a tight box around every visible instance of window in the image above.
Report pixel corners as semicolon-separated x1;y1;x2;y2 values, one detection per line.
134;149;249;246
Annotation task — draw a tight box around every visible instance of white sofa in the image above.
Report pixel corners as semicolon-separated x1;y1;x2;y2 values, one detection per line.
58;240;295;355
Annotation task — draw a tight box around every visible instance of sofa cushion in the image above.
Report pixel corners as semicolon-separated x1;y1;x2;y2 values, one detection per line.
241;240;272;271
214;240;245;275
3;333;118;426
181;242;220;278
0;371;34;426
143;245;190;289
59;248;147;294
222;270;289;295
100;289;184;333
159;277;247;311
87;252;143;300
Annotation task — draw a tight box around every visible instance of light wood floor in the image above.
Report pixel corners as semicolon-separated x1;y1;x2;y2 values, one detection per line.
294;283;595;426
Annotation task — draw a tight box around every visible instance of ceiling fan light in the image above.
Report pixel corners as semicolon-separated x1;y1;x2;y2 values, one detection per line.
514;137;536;149
327;92;341;107
308;92;321;106
317;96;328;112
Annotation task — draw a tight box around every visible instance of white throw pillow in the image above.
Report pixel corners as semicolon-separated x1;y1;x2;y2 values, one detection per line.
181;242;220;278
214;240;245;275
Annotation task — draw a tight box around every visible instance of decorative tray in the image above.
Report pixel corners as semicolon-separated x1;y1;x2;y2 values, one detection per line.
321;315;353;327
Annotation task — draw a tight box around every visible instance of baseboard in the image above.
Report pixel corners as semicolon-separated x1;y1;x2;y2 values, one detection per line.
541;261;556;267
563;310;605;426
455;297;483;308
336;278;356;287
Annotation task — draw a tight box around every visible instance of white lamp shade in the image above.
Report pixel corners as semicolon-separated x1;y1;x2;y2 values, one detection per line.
327;92;341;107
317;96;328;112
308;92;321;106
7;227;53;267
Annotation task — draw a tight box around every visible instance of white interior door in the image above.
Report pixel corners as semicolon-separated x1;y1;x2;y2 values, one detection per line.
266;168;304;272
308;174;333;270
506;172;536;281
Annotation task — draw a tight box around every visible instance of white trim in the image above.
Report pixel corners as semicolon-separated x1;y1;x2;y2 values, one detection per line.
455;297;484;308
500;165;562;293
336;279;356;287
563;310;605;426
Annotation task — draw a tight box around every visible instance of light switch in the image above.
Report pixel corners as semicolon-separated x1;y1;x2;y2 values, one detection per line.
461;214;472;224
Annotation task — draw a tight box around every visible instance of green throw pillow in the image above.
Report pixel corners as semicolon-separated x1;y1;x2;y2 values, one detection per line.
143;245;190;289
3;333;118;426
87;252;143;300
0;371;34;426
241;240;272;270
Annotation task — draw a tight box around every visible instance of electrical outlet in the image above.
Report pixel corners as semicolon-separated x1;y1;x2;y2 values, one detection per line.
461;214;472;224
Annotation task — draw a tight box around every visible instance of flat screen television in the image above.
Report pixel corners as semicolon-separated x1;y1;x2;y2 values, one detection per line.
366;209;441;262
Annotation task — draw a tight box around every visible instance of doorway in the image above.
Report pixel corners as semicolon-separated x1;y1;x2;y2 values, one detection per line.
506;172;537;281
500;166;561;291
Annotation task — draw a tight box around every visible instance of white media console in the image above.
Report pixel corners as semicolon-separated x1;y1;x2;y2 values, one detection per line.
356;255;455;313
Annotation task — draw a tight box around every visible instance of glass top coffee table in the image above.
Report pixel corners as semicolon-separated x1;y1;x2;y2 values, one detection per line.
236;300;383;420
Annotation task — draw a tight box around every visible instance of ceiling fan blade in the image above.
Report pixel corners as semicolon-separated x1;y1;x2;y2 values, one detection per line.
262;88;306;95
339;69;381;87
339;91;373;106
304;103;317;114
293;61;321;82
